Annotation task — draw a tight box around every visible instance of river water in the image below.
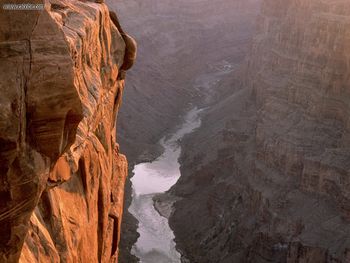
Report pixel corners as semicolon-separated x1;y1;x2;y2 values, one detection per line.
129;108;202;263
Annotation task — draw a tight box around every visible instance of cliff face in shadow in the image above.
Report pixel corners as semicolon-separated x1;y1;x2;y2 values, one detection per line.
0;1;128;262
169;0;350;262
106;1;261;262
109;0;261;162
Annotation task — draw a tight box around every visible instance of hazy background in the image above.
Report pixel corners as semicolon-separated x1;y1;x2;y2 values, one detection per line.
107;0;261;262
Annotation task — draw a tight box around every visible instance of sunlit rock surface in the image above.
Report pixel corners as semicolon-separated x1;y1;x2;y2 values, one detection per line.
0;1;128;262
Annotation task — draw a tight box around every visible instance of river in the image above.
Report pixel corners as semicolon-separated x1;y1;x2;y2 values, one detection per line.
128;108;202;263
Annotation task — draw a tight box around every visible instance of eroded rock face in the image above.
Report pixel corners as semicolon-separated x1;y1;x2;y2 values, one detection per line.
252;0;350;221
169;0;350;262
0;1;128;262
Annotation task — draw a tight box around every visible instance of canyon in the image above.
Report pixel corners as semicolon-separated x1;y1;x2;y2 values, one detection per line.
111;0;350;262
107;0;261;261
167;0;350;262
1;0;350;262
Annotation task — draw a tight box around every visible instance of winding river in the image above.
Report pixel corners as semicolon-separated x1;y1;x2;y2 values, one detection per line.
129;108;202;263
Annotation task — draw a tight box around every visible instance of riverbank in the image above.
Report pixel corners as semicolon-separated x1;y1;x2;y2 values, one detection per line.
153;193;181;219
118;103;197;263
128;108;201;263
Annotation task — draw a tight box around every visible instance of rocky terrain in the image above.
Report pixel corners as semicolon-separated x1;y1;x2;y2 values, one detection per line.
0;1;128;262
106;0;261;261
168;0;350;262
7;0;347;262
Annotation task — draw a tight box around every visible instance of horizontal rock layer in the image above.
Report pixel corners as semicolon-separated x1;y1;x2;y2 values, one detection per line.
0;1;128;262
169;0;350;262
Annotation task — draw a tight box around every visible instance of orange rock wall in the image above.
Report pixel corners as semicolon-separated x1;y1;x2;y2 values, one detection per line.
0;1;128;262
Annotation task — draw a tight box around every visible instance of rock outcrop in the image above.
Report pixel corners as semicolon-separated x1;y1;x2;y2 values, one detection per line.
0;1;129;262
168;0;350;262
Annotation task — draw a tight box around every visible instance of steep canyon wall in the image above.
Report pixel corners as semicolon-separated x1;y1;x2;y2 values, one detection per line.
170;0;350;262
0;1;128;262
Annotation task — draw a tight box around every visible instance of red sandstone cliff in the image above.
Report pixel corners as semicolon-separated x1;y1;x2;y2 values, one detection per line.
0;1;128;262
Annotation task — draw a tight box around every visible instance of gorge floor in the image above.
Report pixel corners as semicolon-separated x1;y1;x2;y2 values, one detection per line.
128;108;202;263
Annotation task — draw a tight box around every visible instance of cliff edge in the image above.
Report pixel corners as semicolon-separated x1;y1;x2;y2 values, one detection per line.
0;1;128;262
